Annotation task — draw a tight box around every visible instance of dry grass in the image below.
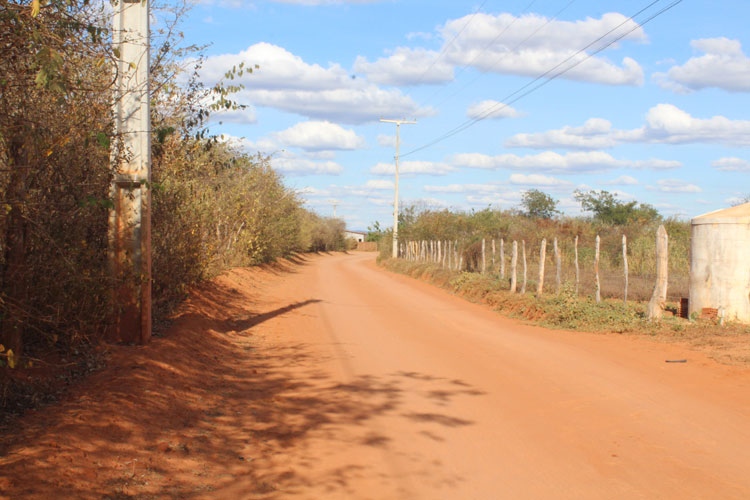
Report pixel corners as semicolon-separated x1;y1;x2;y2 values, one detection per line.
380;258;750;367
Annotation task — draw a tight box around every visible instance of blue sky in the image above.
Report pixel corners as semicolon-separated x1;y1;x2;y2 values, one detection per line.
178;0;750;231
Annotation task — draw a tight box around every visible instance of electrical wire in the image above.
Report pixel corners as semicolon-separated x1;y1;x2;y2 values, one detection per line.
401;0;682;159
408;0;492;89
429;0;572;112
417;0;542;110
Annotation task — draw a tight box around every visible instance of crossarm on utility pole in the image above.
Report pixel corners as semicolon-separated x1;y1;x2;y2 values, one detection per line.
379;119;416;259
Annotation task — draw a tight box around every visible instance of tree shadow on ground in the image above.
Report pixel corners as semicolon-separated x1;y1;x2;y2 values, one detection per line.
0;270;484;499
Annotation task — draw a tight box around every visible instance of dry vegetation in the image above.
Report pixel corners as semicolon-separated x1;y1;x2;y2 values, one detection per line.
375;205;750;366
0;0;346;417
380;258;750;367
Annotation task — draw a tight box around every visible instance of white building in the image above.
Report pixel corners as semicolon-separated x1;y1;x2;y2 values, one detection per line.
344;230;367;243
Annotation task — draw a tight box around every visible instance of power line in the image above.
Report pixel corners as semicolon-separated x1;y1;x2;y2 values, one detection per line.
402;0;681;159
418;0;542;110
428;0;571;112
409;0;492;89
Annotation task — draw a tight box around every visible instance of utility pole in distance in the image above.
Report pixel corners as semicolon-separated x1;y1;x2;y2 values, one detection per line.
380;118;416;259
109;0;152;344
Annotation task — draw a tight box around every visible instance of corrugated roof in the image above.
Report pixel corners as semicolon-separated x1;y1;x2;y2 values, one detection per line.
693;202;750;224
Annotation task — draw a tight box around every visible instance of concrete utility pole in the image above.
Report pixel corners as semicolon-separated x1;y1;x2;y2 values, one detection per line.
380;119;416;259
109;0;152;344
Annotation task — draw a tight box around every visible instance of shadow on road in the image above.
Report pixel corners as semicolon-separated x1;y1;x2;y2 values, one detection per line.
0;267;485;499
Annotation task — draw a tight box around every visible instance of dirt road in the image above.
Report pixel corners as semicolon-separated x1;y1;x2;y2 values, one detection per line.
2;252;750;499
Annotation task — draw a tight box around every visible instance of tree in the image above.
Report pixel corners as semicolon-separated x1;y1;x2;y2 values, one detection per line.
574;190;660;225
521;189;559;219
366;221;385;242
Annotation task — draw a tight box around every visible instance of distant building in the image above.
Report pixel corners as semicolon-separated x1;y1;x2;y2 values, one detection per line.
344;230;367;243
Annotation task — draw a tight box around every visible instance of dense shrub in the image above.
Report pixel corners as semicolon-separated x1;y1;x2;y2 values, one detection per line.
0;1;345;385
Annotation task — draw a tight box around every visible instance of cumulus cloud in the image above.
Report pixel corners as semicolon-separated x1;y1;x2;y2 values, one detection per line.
607;175;639;185
364;179;394;190
466;100;521;120
506;104;750;149
450;151;680;174
440;12;646;86
508;173;572;187
711;157;750;172
198;43;432;124
271;156;344;176
647;178;702;194
371;161;457;176
377;134;396;148
353;47;454;86
272;121;365;151
655;38;750;93
423;183;505;194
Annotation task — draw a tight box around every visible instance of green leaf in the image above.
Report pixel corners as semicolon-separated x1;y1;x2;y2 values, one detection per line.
95;132;110;149
31;0;40;18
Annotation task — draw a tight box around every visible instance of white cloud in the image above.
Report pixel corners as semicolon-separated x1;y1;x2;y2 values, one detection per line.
406;32;433;41
711;157;750;172
441;12;646;86
506;104;750;149
371;161;457;176
506;118;626;149
466;100;521;120
199;43;432;124
377;134;396;148
353;47;454;86
364;179;394;190
508;173;572;187
272;121;365;151
450;151;680;174
296;186;331;196
607;175;639;185
647;179;702;194
656;38;750;93
423;183;505;194
271;156;344;176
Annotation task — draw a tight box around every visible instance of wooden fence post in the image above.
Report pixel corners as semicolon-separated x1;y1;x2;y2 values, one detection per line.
574;235;581;297
648;225;669;320
623;234;628;306
483;238;488;272
491;239;496;270
510;241;518;293
595;234;601;303
537;238;547;295
500;238;505;279
521;240;527;294
554;237;561;294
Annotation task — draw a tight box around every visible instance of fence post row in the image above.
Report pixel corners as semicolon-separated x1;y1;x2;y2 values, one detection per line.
623;234;628;306
521;239;527;294
482;239;486;274
510;240;518;293
554;237;561;294
573;235;581;296
537;238;546;296
491;239;496;269
595;234;601;303
500;238;505;279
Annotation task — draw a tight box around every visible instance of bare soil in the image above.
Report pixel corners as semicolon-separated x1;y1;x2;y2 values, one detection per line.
2;252;750;499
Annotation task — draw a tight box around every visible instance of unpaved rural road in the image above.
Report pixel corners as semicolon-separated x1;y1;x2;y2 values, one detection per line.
3;252;750;499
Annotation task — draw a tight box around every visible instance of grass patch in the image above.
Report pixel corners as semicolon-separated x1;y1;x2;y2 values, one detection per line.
379;258;750;366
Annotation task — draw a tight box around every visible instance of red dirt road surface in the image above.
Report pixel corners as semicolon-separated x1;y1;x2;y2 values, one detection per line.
2;252;750;499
